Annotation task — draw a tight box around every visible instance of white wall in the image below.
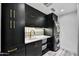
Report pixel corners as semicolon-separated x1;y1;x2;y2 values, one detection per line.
77;3;79;56
58;11;78;55
0;4;1;52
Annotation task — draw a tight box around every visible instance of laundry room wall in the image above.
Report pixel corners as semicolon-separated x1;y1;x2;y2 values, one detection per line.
77;3;79;56
58;11;78;55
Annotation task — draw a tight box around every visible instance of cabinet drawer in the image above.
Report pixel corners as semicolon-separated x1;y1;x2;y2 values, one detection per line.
25;40;42;56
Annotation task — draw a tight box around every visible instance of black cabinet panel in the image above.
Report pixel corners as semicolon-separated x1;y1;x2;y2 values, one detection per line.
46;13;60;51
25;4;46;27
47;37;55;51
25;5;30;26
1;3;25;53
1;3;17;52
45;14;55;28
25;40;42;56
13;3;25;46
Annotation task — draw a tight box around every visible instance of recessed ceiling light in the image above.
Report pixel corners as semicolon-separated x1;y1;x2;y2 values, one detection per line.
61;9;64;12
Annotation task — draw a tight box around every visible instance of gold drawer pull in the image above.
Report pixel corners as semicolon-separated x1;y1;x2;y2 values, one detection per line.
8;48;17;53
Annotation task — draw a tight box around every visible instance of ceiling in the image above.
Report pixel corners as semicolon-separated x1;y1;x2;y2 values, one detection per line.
26;3;77;16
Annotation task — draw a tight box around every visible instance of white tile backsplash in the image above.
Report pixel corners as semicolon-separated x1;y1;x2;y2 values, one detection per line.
25;27;44;38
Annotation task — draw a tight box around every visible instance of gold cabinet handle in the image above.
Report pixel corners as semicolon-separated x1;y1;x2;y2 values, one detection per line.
13;10;15;18
10;9;12;18
10;20;12;29
13;20;15;29
8;48;17;53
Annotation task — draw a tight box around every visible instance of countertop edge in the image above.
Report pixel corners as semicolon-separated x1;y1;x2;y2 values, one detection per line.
25;36;51;44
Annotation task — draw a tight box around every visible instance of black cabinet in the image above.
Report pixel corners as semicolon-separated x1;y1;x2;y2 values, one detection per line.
1;3;25;53
1;3;14;52
45;13;56;28
25;40;42;56
45;13;60;51
25;4;46;27
47;37;60;51
13;4;25;46
47;37;55;51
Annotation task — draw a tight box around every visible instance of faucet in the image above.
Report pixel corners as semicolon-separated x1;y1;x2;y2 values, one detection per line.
29;30;35;38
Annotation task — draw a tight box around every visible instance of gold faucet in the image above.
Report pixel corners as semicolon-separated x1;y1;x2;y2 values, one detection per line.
29;30;35;38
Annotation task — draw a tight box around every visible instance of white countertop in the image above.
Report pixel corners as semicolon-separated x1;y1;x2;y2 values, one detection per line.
25;35;51;44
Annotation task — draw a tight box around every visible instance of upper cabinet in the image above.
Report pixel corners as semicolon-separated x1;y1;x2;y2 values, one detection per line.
25;4;46;27
45;13;58;28
53;13;58;22
25;4;58;28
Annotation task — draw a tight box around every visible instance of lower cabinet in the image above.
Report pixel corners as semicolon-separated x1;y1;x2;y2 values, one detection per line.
1;40;42;56
25;40;42;56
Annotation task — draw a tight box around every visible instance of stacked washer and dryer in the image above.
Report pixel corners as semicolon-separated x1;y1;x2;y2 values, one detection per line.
44;13;60;52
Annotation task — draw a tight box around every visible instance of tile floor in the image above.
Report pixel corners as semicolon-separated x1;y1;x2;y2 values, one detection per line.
43;48;77;56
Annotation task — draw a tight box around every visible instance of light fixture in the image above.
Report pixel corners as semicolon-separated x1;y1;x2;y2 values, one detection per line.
51;8;55;12
43;3;52;7
60;9;64;12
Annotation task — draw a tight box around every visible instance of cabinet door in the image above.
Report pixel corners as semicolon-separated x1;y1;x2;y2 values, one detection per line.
25;4;45;27
27;5;39;27
45;14;55;28
1;3;17;52
13;3;25;46
26;41;42;56
25;4;30;26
